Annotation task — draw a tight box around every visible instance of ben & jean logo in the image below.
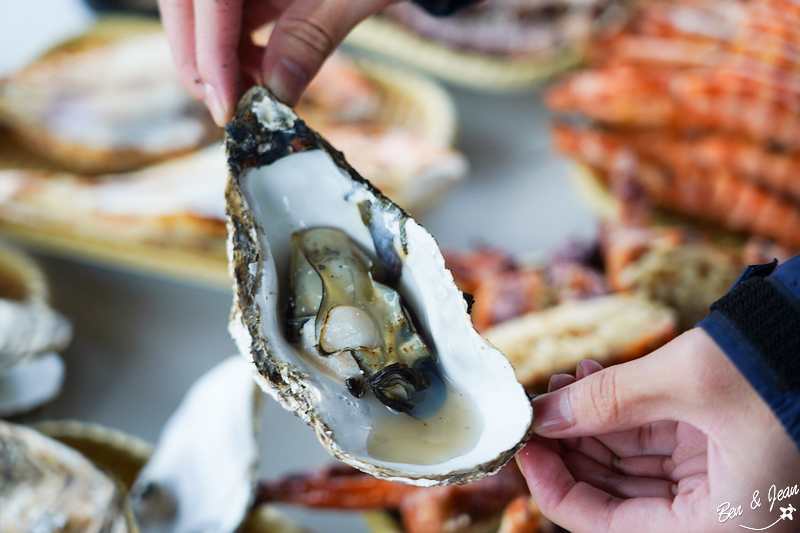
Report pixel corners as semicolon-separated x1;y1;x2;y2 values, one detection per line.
718;483;799;530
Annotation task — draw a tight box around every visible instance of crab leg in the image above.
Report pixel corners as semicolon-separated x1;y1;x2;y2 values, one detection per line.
552;124;800;250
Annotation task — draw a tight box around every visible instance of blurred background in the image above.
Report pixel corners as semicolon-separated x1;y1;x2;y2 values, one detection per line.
3;0;798;531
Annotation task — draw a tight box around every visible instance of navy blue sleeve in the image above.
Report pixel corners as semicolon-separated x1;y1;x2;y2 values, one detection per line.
698;255;800;448
412;0;481;16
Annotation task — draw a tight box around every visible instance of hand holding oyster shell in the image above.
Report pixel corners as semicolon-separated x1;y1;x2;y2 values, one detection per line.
157;0;400;123
519;330;800;533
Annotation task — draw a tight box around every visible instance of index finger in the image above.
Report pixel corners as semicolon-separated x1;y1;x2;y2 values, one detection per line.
158;0;204;100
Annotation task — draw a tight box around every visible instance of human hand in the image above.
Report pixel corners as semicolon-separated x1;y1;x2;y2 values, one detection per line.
157;0;398;125
517;328;800;532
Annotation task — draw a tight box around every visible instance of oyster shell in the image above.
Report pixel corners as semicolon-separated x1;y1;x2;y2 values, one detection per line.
0;21;220;174
0;240;71;417
226;87;533;485
0;353;65;418
0;299;72;373
129;355;259;533
0;420;134;533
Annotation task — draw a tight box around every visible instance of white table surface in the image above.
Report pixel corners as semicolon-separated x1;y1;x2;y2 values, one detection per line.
5;4;599;530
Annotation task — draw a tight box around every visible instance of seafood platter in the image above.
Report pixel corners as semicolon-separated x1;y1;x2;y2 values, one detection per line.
0;17;467;286
548;0;800;261
344;0;628;90
6;0;800;532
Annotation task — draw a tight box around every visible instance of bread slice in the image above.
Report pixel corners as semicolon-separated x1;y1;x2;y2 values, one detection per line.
484;293;677;390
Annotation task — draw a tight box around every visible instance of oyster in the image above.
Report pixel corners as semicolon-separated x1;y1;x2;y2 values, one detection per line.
226;87;533;485
0;420;133;533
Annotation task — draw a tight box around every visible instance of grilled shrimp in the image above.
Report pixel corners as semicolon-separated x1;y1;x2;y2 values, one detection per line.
254;462;531;533
549;64;800;152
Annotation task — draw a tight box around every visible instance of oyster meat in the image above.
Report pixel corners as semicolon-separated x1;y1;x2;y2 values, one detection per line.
226;87;532;485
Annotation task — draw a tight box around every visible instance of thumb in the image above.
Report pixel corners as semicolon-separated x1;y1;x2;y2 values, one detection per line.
531;331;699;438
262;0;395;106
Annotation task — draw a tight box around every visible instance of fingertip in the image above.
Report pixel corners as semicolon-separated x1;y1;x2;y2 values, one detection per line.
575;359;604;380
514;438;579;522
259;8;333;107
264;57;308;106
531;388;573;435
515;437;557;481
515;440;531;473
548;373;575;392
261;0;393;106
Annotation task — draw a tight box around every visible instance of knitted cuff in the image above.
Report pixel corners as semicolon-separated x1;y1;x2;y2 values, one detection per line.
698;258;800;448
412;0;480;16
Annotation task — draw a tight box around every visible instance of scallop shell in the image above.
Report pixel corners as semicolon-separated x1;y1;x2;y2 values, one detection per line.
0;19;220;174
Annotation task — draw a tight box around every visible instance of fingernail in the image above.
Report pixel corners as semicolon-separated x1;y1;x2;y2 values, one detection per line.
576;359;603;380
204;83;229;127
548;373;574;392
531;388;573;434
266;58;307;106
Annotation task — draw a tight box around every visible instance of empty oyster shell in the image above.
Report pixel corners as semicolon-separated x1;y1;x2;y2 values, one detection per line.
33;362;304;533
226;87;533;485
0;299;72;373
0;353;65;418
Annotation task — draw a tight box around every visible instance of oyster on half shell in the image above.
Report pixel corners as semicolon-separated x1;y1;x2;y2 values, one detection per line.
226;87;532;485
